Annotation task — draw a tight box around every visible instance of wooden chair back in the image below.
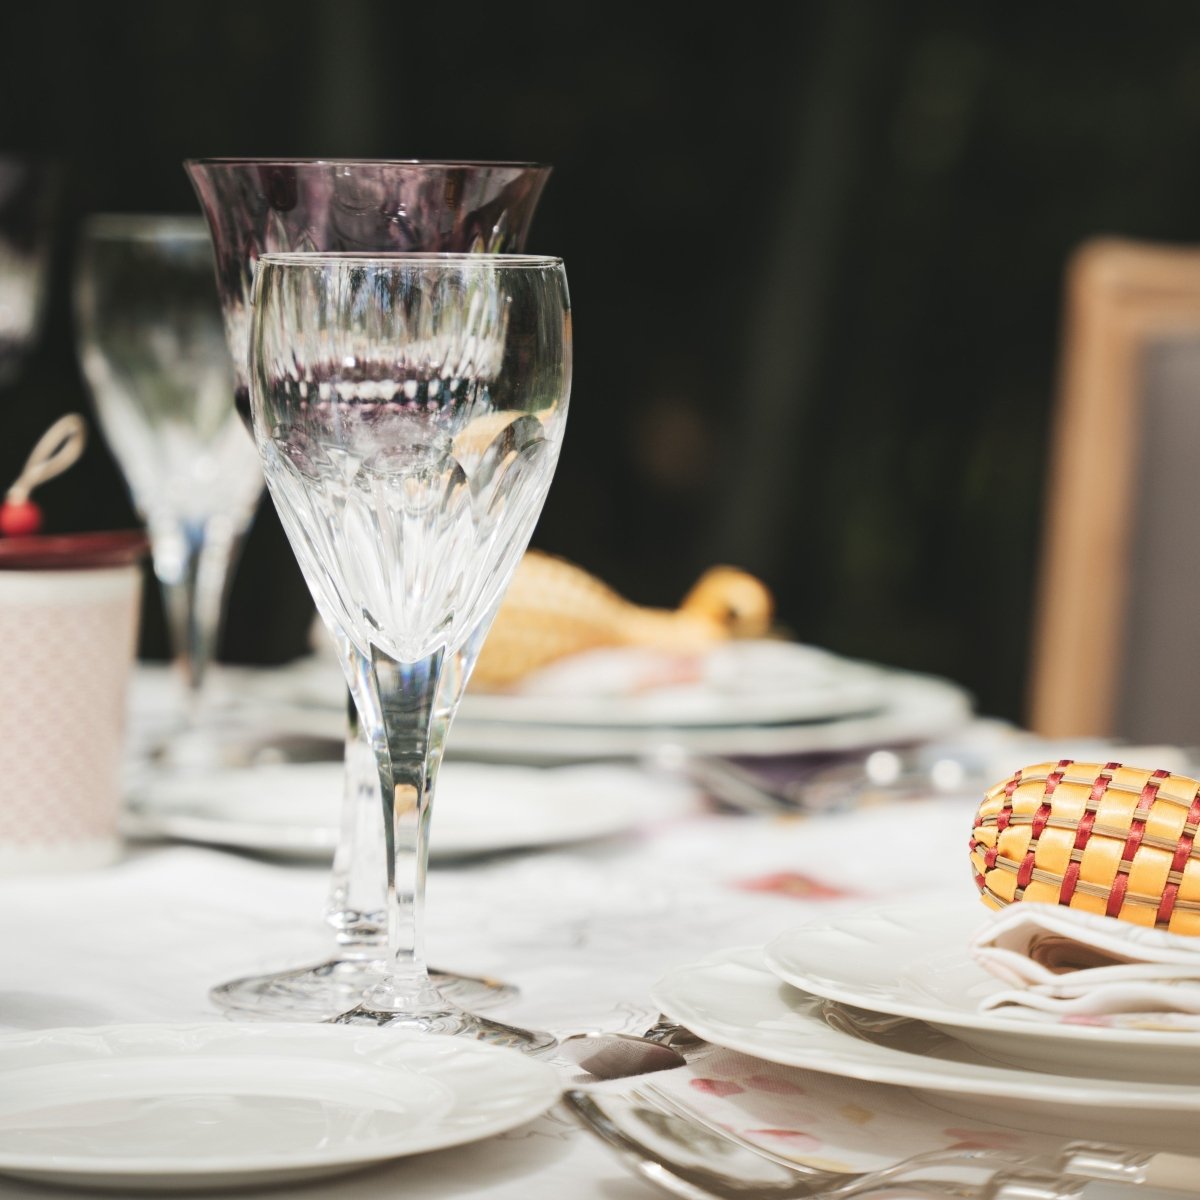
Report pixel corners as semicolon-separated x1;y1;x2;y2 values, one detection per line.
1028;238;1200;740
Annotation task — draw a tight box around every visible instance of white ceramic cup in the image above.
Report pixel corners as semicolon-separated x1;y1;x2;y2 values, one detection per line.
0;531;146;872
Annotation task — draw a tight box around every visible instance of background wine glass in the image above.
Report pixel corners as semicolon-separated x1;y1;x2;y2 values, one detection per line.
185;158;552;1021
0;158;57;387
73;214;262;752
250;250;571;1049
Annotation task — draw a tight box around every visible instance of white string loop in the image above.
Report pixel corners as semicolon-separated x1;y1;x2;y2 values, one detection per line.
6;414;88;503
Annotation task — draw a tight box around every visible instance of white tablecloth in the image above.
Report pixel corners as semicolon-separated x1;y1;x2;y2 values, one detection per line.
0;729;1179;1199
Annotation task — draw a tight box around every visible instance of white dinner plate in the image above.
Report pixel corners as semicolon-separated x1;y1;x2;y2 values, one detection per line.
134;656;973;763
123;761;700;861
650;945;1200;1150
0;1023;559;1192
452;670;974;761
231;641;891;726
460;642;890;727
763;901;1200;1079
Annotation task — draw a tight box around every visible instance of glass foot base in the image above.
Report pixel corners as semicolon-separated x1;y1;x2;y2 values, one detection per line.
330;1004;557;1055
210;957;517;1022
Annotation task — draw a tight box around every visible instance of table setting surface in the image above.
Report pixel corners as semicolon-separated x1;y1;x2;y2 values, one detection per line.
3;657;1196;1199
0;135;1195;1200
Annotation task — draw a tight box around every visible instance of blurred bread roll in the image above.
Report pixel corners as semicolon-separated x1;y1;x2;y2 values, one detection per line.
471;551;773;690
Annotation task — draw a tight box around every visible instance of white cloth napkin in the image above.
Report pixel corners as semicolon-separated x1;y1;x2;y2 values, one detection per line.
970;902;1200;1024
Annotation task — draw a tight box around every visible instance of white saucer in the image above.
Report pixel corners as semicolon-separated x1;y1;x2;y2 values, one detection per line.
650;945;1200;1150
764;901;1200;1079
0;1023;559;1192
124;761;699;861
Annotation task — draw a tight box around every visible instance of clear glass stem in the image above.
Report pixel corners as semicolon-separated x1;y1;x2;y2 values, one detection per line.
323;611;490;961
151;514;244;709
324;690;387;955
325;610;562;1048
332;608;495;1016
349;641;450;1015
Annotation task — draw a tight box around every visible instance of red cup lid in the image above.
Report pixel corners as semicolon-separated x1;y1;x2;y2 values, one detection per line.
0;530;149;570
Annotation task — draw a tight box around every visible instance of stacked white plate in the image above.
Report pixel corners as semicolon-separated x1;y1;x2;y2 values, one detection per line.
651;900;1200;1152
453;642;975;761
270;639;975;762
274;633;974;753
124;644;974;859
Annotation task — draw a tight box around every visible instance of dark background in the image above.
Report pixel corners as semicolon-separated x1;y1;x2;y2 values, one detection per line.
4;0;1200;725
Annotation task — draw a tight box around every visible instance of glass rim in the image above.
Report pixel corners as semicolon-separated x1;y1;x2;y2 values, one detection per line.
82;212;210;240
184;156;551;170
256;251;563;268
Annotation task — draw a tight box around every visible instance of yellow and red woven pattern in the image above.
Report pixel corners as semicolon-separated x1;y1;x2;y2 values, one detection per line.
970;760;1200;935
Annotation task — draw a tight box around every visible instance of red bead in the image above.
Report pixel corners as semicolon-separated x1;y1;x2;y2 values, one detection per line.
0;498;43;536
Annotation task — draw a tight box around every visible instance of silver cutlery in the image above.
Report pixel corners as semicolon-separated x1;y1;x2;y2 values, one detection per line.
638;1079;1198;1189
559;1017;704;1079
675;752;801;814
565;1081;1200;1198
671;747;989;815
563;1085;1083;1200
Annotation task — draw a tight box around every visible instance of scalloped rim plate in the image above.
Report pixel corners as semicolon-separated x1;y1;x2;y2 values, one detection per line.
652;945;1200;1103
763;901;1200;1078
0;1023;559;1192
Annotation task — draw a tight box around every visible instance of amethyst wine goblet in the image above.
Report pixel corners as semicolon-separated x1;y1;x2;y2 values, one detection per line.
185;160;551;1021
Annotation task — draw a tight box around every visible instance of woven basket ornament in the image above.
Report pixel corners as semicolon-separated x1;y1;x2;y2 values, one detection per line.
971;760;1200;935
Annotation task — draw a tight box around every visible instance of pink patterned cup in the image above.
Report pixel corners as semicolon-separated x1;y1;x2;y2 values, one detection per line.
0;531;147;871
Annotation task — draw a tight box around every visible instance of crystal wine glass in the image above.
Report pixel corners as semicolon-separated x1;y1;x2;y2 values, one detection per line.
185;159;551;1020
250;251;570;1048
0;157;56;386
74;215;262;746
